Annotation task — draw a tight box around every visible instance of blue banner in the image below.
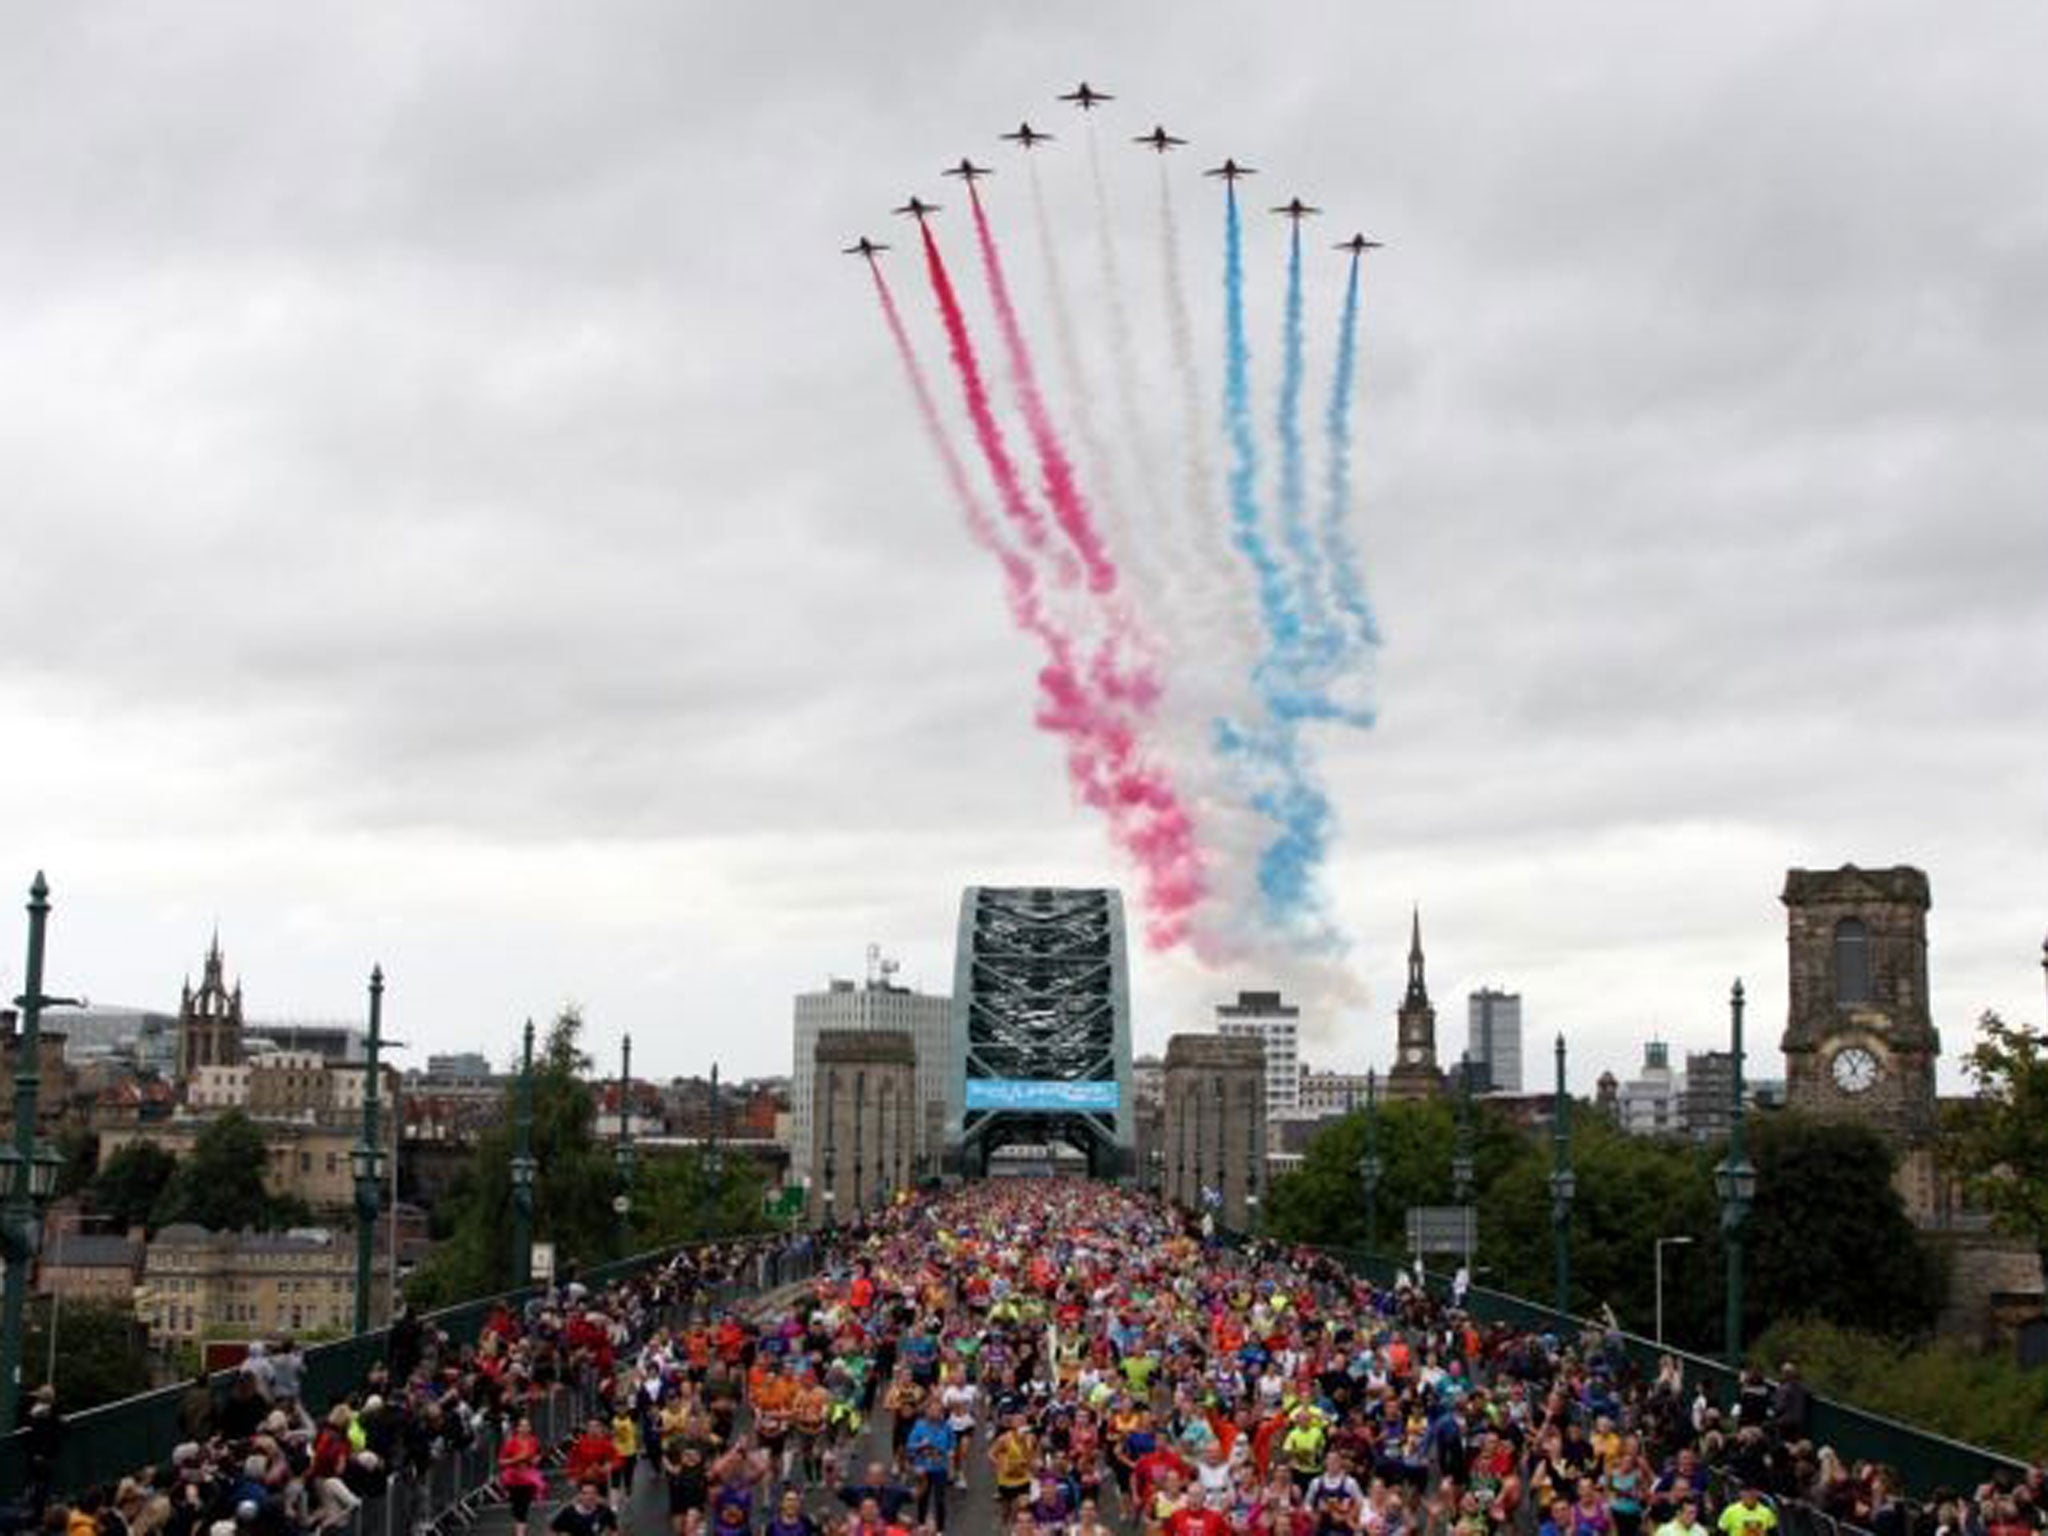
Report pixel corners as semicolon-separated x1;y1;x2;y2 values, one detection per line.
965;1079;1120;1112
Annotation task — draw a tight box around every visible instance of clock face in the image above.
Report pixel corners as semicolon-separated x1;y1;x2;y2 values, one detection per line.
1831;1045;1880;1095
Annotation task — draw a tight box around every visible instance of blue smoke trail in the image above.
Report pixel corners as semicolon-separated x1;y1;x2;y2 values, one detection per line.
1218;187;1339;935
1323;251;1383;652
1222;188;1298;687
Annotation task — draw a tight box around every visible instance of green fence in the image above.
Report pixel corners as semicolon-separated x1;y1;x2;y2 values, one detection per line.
1309;1242;2031;1500
0;1243;686;1503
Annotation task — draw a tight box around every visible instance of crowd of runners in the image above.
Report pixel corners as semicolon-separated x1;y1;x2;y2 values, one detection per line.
17;1182;2042;1536
559;1181;2039;1536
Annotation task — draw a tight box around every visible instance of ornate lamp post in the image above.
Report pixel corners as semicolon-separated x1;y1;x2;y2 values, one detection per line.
1549;1034;1576;1318
2;874;76;1430
1358;1069;1384;1255
510;1018;537;1288
1452;1054;1477;1272
350;966;386;1335
612;1033;636;1257
704;1062;723;1232
1451;1053;1476;1203
1713;979;1757;1367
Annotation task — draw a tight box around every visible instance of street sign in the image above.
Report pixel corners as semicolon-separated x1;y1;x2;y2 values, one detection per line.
1405;1205;1477;1255
530;1242;556;1283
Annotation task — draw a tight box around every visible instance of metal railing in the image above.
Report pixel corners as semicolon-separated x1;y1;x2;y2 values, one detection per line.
1298;1241;2033;1503
0;1233;823;1515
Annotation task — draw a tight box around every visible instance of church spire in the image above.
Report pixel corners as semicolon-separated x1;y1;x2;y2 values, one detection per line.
1405;905;1429;1008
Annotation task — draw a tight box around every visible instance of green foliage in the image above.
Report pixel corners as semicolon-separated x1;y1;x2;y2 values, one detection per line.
1267;1101;1942;1352
89;1140;179;1231
631;1149;771;1247
1746;1114;1944;1339
405;1007;769;1308
21;1298;151;1411
1943;1011;2048;1270
1754;1317;2048;1463
151;1111;310;1233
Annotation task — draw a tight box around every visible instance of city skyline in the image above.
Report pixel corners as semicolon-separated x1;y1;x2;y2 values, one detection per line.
16;880;2042;1097
3;3;2044;1094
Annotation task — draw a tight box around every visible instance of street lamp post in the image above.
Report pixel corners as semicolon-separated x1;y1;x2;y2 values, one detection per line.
1549;1034;1576;1319
704;1062;724;1235
3;874;76;1430
1452;1054;1477;1273
1358;1069;1384;1257
612;1034;636;1257
1713;979;1757;1368
351;966;385;1335
510;1019;537;1288
1654;1235;1695;1346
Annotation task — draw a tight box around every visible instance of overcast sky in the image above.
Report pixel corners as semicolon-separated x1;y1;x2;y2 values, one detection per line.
3;2;2044;1091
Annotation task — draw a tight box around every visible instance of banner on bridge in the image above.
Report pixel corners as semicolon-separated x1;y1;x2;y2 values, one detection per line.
965;1078;1120;1112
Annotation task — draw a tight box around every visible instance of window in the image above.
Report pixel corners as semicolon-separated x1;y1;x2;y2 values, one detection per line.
1834;918;1873;1004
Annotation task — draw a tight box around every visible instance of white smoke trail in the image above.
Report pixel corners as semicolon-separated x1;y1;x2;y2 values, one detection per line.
1084;123;1169;602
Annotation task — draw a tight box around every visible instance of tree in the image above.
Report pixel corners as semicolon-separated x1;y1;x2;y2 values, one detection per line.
88;1140;178;1231
408;1007;776;1307
1267;1099;1941;1351
1753;1318;2048;1462
151;1111;309;1233
406;1007;622;1306
1744;1113;1945;1339
1943;1010;2048;1279
20;1299;150;1411
633;1149;771;1245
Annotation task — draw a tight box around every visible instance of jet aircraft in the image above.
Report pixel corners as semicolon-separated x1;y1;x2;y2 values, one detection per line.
1203;158;1256;183
1271;197;1322;222
842;237;890;259
1000;122;1054;149
892;196;940;221
1333;234;1384;255
942;158;994;183
1058;82;1113;110
1133;125;1187;153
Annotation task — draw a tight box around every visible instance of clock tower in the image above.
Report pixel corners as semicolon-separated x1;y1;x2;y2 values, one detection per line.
1780;865;1938;1141
1386;907;1444;1102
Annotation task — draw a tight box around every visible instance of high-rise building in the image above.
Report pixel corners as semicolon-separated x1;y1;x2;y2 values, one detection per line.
1681;1049;1736;1142
790;951;950;1184
1619;1040;1680;1136
1215;990;1302;1123
1466;988;1524;1094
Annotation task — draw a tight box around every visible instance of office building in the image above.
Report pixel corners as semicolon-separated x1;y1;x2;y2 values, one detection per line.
1619;1040;1681;1136
1466;988;1524;1094
1216;990;1302;1124
791;950;950;1183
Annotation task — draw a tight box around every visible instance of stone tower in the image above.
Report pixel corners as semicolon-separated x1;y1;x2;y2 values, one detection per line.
177;932;245;1081
1781;866;1938;1142
1387;907;1444;1101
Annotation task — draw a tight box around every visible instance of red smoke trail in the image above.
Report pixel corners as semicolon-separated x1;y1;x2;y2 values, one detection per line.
963;192;1119;596
871;260;1100;771
910;228;1206;946
913;226;1053;559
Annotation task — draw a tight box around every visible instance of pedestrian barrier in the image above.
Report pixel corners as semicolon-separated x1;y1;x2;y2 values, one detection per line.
0;1233;822;1519
1304;1241;2031;1503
